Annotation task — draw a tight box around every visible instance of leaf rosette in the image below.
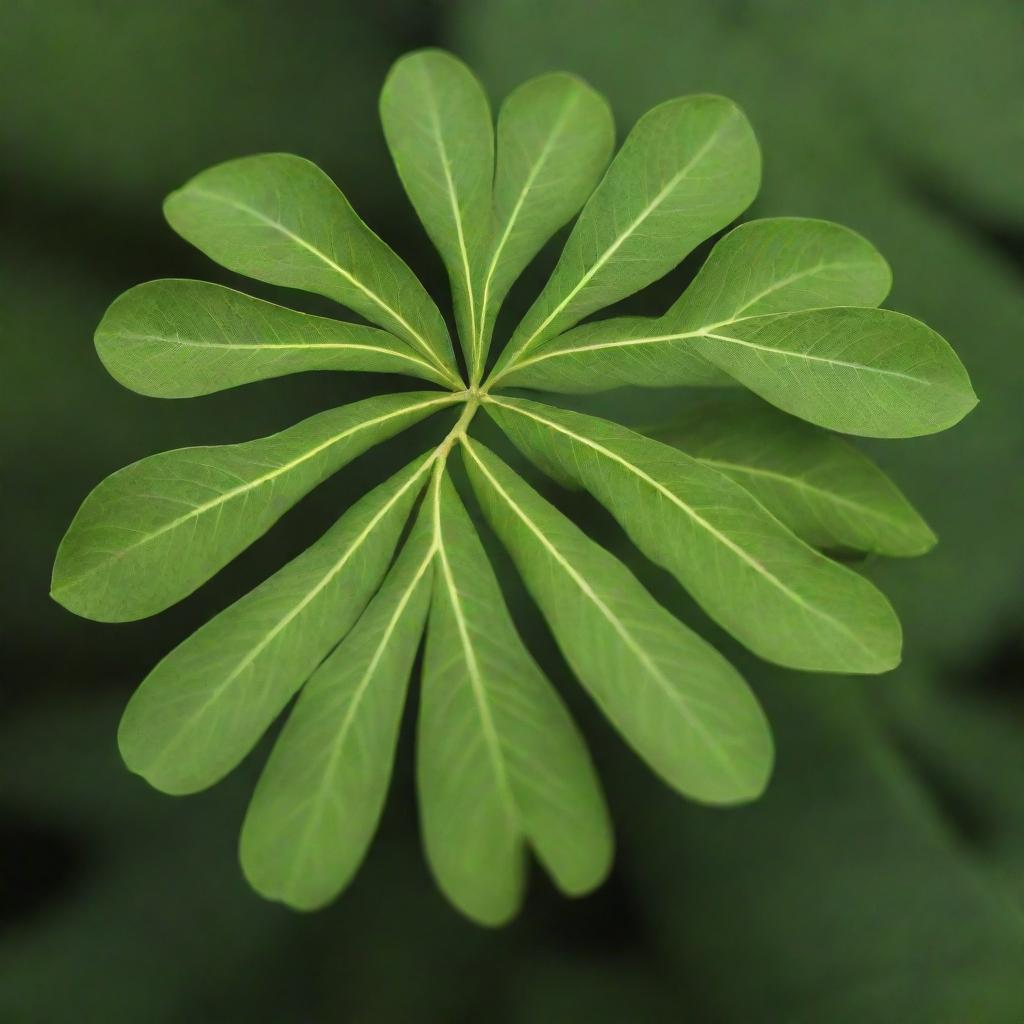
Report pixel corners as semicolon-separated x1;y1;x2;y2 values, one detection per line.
52;49;976;924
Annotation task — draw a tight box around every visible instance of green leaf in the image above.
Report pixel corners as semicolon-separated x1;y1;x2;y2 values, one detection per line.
654;397;936;557
240;500;435;909
51;391;458;621
667;217;892;323
419;468;612;926
462;437;772;803
492;94;761;377
477;72;614;366
502;217;891;391
380;50;493;381
163;152;461;385
117;456;432;795
96;279;452;397
692;306;978;437
487;396;901;674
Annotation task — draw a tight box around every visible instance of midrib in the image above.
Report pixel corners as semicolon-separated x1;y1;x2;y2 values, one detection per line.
431;473;518;826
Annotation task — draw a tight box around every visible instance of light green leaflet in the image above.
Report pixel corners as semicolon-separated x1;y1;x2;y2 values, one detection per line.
240;504;436;910
502;217;892;390
419;470;612;926
118;456;432;796
492;94;761;378
97;279;451;396
164;152;460;385
476;73;614;369
51;391;458;621
692;307;977;438
54;49;978;925
380;50;494;382
487;397;901;674
462;437;771;804
654;397;936;557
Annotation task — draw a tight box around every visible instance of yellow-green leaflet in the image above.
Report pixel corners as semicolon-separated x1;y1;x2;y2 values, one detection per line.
241;503;436;910
462;437;772;803
381;50;494;381
493;94;760;376
653;397;936;557
475;72;614;373
96;279;450;396
118;456;433;795
501;217;892;392
487;396;901;674
51;392;458;621
164;152;460;384
419;470;612;926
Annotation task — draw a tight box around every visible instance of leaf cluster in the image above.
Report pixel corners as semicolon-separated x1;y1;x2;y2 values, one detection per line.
52;49;975;924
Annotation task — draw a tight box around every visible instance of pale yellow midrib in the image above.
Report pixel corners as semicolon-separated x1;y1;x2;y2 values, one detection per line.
489;398;873;651
460;438;741;780
146;459;435;777
116;330;439;376
508;117;732;363
701;331;928;384
476;90;580;349
59;394;457;595
430;468;519;826
188;186;453;379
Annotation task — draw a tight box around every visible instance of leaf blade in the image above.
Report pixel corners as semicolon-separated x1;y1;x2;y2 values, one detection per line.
478;73;614;363
240;503;435;908
696;307;978;437
51;391;459;621
96;279;450;396
654;397;936;557
419;468;612;925
501;217;892;391
493;94;760;376
163;153;460;384
117;456;432;795
487;396;901;674
462;437;772;804
380;50;494;381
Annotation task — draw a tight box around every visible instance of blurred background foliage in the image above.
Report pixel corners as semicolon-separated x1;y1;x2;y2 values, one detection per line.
2;1;1022;1020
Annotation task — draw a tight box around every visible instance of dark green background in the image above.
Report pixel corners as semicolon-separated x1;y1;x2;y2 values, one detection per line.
2;2;1023;1020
